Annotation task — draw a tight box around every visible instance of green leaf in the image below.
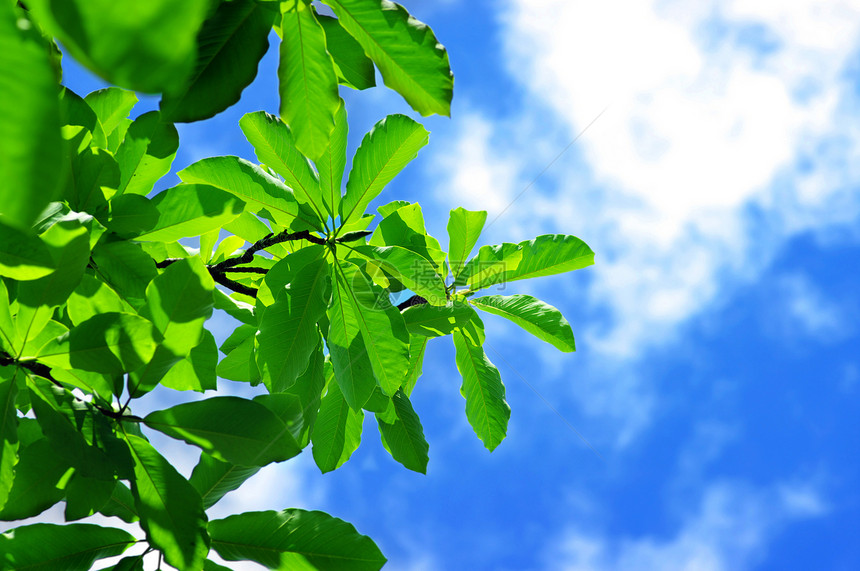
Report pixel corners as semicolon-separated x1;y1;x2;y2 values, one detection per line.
0;282;19;354
257;245;326;305
401;302;472;337
239;111;327;226
330;261;409;401
160;0;277;122
452;325;510;451
311;381;363;473
98;481;138;524
179;155;316;231
350;244;447;304
27;0;210;93
376;389;428;473
26;377;130;480
320;0;452;116
84;87;138;137
114;111;179;196
0;369;18;512
471;294;577;352
136;184;244;243
123;433;209;571
189;452;260;511
369;202;447;272
36;312;159;375
0;438;70;521
143;396;302;466
0;523;136;570
160;329;218;392
0;3;64;230
64;473;115;521
340;114;429;226
257;258;330;393
67;274;130;326
16;219;90;311
216;328;260;385
209;509;386;570
145;257;214;358
279;0;341;163
59;86;106;153
90;240;157;308
318;101;348;219
0;221;55;281
67;147;120;214
501;234;595;283
317;14;376;90
447;207;487;280
456;242;523;291
403;335;427;396
99;194;159;238
51;368;116;403
274;342;327;447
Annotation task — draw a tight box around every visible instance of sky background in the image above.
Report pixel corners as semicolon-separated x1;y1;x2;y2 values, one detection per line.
15;1;860;569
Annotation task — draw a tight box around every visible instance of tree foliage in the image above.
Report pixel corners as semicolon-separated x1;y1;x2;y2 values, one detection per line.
0;0;593;568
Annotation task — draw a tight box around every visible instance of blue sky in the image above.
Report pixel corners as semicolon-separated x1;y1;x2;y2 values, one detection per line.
32;1;860;569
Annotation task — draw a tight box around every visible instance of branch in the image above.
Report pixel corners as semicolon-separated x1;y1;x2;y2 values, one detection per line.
0;350;143;422
397;295;428;311
155;230;328;298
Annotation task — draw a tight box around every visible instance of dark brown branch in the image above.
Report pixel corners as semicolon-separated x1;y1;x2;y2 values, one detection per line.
222;266;268;274
0;351;142;422
213;229;326;271
210;272;259;297
397;295;428;311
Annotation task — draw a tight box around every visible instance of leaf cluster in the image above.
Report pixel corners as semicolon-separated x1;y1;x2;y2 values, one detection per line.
0;1;593;569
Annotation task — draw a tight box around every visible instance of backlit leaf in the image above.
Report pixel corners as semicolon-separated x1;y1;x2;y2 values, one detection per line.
210;509;386;570
311;381;363;473
114;111;179;196
470;294;576;352
136;184;244;243
447;207;487;280
0;523;135;570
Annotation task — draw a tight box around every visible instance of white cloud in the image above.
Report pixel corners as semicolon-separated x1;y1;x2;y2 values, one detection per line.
771;273;852;342
546;481;827;571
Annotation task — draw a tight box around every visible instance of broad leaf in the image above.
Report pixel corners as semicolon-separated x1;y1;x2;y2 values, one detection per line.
502;234;595;283
317;14;376;90
0;3;64;230
161;0;277;122
124;433;209;571
0;523;135;570
257;258;330;392
67;274;130;326
403;335;427;396
160;329;218;392
317;101;347;218
84;87;138;137
136;184;244;243
36;312;159;375
0;370;18;512
144;396;302;466
98;481;139;524
114;111;179;196
64;473;115;521
369;202;446;272
350;244;447;304
330;261;409;400
376;389;428;473
68;147;120;214
0;221;55;281
16;219;90;311
401;302;472;337
27;0;210;93
239;111;327;226
145;257;214;357
470;294;576;352
209;509;386;570
447;207;487;280
0;439;69;521
189;452;260;510
99;194;159;238
311;381;363;473
90;240;157;308
180;155;317;231
340;114;429;226
452;325;510;451
456;242;523;291
320;0;453;116
277;342;327;447
279;0;341;162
